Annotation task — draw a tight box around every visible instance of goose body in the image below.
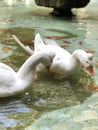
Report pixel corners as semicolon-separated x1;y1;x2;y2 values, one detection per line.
13;34;93;79
0;51;55;97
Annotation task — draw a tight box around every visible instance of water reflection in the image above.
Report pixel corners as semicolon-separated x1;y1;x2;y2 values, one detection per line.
4;0;16;5
91;0;98;3
0;97;37;129
4;0;34;6
22;0;33;6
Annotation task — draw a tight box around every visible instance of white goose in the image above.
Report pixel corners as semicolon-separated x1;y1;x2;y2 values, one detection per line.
0;50;55;97
13;34;93;79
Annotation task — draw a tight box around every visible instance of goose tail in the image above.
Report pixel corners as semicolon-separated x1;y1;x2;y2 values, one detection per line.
44;38;59;46
34;33;45;52
13;35;33;55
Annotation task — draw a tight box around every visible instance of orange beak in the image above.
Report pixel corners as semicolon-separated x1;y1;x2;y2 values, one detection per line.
82;64;84;68
87;65;94;76
45;65;50;72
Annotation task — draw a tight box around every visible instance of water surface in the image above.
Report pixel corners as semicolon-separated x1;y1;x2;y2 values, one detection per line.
0;0;98;129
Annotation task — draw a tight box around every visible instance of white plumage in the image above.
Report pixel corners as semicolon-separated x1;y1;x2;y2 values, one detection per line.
13;33;93;79
0;50;55;97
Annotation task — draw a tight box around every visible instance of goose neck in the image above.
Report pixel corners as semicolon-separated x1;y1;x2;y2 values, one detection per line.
17;53;44;81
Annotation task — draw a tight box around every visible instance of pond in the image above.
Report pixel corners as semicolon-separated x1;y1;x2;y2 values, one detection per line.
0;0;98;129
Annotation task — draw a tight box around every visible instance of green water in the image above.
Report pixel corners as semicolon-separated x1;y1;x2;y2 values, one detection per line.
0;0;98;129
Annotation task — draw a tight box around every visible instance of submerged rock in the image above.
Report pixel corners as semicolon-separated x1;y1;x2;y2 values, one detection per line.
35;0;90;16
25;92;98;130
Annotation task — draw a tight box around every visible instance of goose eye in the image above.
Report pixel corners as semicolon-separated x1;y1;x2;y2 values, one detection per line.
89;56;93;60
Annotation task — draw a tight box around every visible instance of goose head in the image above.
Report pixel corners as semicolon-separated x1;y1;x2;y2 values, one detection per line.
73;49;94;75
40;51;55;72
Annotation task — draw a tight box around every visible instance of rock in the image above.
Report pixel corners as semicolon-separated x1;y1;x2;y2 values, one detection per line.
25;92;98;130
35;0;90;8
35;0;90;16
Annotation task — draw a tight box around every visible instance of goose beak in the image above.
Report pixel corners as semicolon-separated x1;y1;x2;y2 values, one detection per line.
46;65;50;72
87;65;94;76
